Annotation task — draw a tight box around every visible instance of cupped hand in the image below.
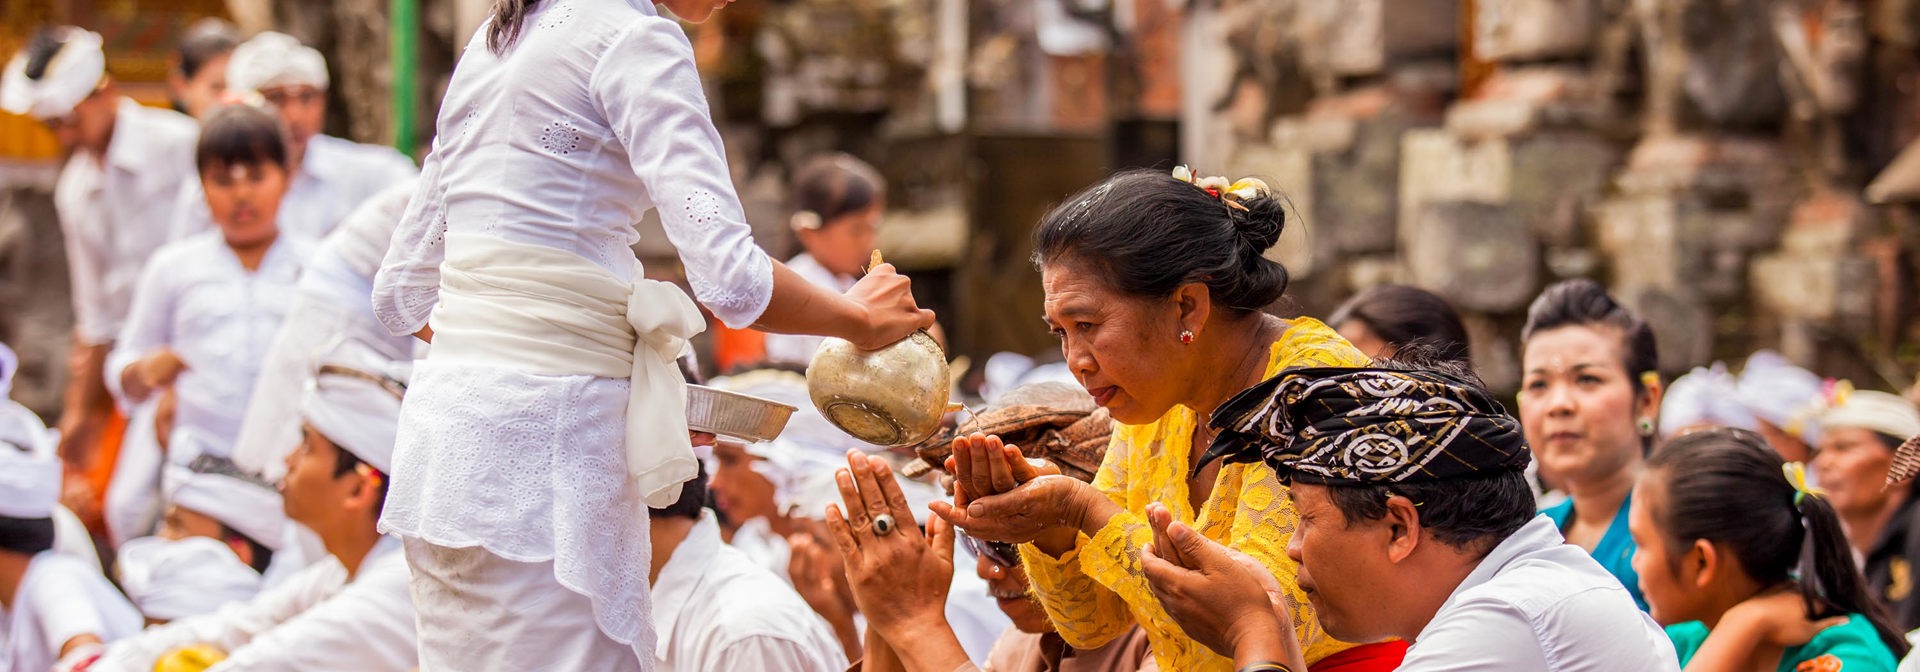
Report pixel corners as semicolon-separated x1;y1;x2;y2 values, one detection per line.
823;450;955;641
844;263;936;350
1140;502;1305;669
946;432;1052;499
929;474;1090;545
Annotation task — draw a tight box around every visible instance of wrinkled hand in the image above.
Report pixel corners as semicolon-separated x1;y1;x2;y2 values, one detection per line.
824;450;955;642
845;263;936;350
930;474;1090;545
947;432;1052;499
1140;503;1304;668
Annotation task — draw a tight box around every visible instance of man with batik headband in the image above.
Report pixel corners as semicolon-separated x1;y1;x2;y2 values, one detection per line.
0;395;142;672
95;349;418;672
169;31;416;242
3;27;201;540
1141;363;1680;672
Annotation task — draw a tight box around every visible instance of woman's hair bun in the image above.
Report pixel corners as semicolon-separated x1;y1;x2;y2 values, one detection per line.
1231;193;1287;256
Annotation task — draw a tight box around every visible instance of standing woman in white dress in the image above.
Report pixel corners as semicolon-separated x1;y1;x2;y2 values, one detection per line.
370;0;934;670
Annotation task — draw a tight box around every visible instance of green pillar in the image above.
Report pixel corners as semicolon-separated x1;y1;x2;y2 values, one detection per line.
391;0;419;155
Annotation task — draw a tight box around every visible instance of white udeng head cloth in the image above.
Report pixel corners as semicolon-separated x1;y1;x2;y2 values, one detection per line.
226;31;329;94
166;462;288;551
0;400;59;519
1735;350;1829;443
1660;364;1759;438
301;343;407;474
0;27;105;120
116;535;264;621
1822;390;1920;443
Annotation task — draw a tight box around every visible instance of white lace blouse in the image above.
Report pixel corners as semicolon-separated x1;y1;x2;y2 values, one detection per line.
370;0;774;665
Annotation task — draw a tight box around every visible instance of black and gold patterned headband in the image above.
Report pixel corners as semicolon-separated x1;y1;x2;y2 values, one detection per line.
1197;367;1530;485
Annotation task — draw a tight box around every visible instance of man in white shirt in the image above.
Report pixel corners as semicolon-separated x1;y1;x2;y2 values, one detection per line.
650;463;848;671
146;457;289;577
94;347;417;672
1;27;200;530
1141;361;1680;671
169;32;417;242
0;386;142;672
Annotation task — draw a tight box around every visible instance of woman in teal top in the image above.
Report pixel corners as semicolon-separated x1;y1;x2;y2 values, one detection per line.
1518;280;1660;610
1629;428;1908;671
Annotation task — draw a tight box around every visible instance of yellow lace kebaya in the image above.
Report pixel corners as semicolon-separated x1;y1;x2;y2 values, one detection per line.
1017;317;1369;671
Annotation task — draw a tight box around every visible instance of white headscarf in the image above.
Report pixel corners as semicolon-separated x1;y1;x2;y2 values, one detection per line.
1660;364;1760;438
1822;390;1920;443
0;400;59;519
300;343;408;474
1735;350;1829;443
166;461;287;550
0;27;104;120
116;535;264;621
226;31;328;94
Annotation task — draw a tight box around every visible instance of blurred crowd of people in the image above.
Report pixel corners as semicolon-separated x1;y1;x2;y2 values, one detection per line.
8;4;1920;672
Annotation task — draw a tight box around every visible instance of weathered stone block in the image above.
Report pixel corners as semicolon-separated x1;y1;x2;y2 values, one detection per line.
1403;200;1541;313
1299;0;1458;77
1508;132;1620;245
1398;129;1512;243
1618;287;1714;372
1473;0;1598;62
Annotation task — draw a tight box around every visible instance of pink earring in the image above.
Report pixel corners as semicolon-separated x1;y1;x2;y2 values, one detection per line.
1180;330;1195;345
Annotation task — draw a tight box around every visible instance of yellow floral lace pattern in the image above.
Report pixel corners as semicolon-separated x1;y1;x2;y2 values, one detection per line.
1019;318;1370;672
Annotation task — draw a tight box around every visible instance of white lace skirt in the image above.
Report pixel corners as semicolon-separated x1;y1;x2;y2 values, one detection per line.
379;359;654;667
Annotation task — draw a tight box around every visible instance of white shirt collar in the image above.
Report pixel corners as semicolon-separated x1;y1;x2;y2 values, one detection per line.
652;512;723;659
103;98;174;172
1450;515;1562;599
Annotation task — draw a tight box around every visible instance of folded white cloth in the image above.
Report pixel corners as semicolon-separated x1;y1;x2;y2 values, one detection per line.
0;27;103;119
166;461;287;550
0;399;59;519
431;232;705;507
116;535;264;621
1823;390;1920;442
303;342;409;474
1660;364;1759;438
226;31;328;93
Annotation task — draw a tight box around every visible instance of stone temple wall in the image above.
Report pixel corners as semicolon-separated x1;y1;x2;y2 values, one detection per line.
1189;0;1920;393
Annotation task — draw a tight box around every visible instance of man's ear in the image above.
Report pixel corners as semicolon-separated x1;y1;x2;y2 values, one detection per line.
345;463;384;513
1383;494;1422;564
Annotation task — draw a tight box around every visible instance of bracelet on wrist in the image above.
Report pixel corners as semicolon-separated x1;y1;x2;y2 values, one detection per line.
1237;662;1295;672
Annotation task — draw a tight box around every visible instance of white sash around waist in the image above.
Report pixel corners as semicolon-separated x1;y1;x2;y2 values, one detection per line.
429;232;705;507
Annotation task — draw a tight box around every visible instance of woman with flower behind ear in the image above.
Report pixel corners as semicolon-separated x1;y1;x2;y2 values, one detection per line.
929;167;1406;671
1518;279;1665;610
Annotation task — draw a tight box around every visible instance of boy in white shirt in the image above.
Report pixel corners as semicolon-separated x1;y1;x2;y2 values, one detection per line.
107;102;312;477
169;32;417;242
1;27;201;544
95;348;417;672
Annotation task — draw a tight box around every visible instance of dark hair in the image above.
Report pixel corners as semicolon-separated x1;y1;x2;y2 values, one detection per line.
1649;428;1910;657
792;153;886;226
0;516;55;555
175;19;240;79
195;104;291;172
217;523;275;573
1329;284;1472;365
485;0;541;54
1318;353;1534;554
1522;279;1659;396
329;438;391;522
1032;169;1290;314
22;28;73;81
649;463;710;521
